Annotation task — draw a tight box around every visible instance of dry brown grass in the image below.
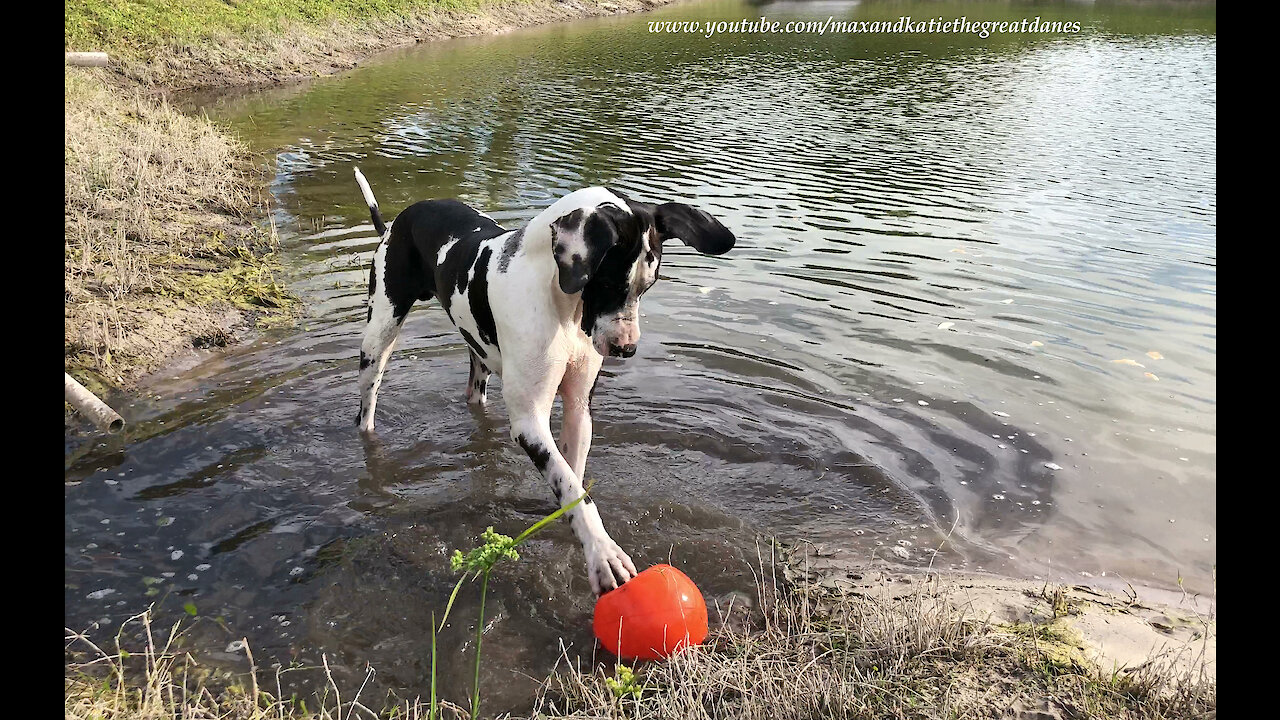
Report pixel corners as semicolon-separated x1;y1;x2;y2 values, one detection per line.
64;68;293;394
526;559;1217;720
65;608;450;720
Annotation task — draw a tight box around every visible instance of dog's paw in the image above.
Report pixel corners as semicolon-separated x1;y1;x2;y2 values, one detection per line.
585;538;638;596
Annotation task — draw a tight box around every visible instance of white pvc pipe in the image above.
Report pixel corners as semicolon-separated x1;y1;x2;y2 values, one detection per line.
65;52;109;67
65;372;124;434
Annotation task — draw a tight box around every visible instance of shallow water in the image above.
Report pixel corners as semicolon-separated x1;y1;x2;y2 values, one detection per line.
66;0;1215;713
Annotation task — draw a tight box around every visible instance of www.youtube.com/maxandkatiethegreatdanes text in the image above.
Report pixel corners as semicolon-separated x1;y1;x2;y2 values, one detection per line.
648;16;1084;39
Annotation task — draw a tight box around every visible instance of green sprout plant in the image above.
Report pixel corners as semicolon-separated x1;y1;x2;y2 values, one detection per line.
429;484;592;720
605;663;645;702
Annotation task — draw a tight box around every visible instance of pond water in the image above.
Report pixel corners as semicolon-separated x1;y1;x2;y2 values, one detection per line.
65;0;1215;714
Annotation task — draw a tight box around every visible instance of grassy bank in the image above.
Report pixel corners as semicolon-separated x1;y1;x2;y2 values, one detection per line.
64;571;1215;720
66;0;670;91
64;68;294;397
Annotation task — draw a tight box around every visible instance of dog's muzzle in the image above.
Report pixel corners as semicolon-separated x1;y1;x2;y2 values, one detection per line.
608;343;637;358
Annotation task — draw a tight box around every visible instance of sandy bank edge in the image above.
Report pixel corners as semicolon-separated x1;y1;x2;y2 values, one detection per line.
782;544;1217;683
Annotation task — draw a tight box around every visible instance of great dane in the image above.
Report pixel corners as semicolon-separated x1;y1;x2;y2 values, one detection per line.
353;168;735;594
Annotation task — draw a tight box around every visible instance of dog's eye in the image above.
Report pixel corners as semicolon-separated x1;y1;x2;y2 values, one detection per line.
646;251;655;264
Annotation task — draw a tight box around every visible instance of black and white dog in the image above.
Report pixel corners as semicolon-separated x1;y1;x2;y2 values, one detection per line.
353;168;735;595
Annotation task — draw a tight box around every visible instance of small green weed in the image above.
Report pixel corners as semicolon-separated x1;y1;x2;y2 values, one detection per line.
604;664;644;702
431;484;592;719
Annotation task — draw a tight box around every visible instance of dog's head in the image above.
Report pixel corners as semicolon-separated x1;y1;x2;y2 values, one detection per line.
550;188;735;358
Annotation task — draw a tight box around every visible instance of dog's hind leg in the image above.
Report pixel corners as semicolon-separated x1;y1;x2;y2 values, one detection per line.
356;315;403;433
465;350;491;406
357;241;424;433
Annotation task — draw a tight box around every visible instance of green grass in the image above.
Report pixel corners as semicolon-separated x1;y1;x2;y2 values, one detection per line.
65;0;494;54
65;0;643;89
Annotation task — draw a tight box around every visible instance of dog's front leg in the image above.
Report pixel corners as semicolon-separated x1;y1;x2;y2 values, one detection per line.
558;354;601;481
507;381;635;595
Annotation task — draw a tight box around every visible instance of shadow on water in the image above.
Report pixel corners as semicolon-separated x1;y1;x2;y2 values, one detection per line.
67;0;1215;712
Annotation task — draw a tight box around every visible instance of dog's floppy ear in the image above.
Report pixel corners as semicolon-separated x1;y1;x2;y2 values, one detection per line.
653;202;735;255
551;204;627;295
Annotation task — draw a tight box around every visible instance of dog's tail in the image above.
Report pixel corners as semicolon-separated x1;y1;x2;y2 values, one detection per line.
353;166;387;237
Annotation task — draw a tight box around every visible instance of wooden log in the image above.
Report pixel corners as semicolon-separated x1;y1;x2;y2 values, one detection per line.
65;372;124;434
66;52;109;67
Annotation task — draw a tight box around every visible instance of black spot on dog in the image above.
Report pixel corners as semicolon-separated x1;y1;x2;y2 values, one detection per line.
469;351;490;376
359;352;372;370
436;237;482;319
579;212;645;337
459;328;487;359
555;209;585;235
552;207;621;295
374;199;505;327
380;220;431;320
516;434;551;473
497;229;524;273
469;247;500;349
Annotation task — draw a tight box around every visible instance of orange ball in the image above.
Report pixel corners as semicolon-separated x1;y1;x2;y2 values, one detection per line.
593;564;708;660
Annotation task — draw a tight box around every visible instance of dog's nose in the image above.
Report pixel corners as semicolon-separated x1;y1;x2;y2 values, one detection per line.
608;343;638;358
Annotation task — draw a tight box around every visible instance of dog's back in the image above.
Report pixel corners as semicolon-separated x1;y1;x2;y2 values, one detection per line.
356;173;516;383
